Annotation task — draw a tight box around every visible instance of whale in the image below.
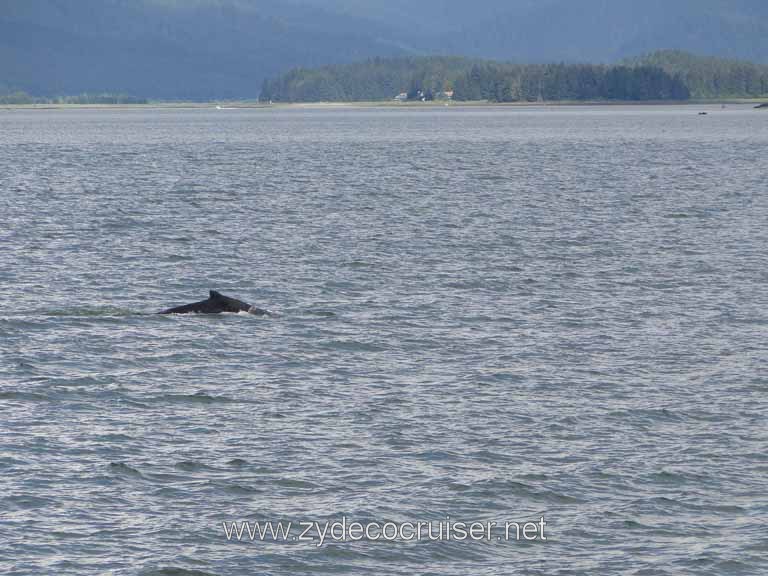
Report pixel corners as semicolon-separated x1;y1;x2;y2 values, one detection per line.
160;290;268;315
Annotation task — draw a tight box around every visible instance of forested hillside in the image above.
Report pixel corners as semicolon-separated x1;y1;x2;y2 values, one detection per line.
262;51;768;103
625;50;768;98
260;57;476;102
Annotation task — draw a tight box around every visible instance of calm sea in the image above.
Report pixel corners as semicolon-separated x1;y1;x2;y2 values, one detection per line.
1;105;767;575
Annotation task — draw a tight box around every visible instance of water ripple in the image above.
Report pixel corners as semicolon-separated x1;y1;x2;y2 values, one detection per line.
1;106;766;575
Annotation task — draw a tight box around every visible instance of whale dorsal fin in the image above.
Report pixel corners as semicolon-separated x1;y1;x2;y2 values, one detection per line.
210;290;223;299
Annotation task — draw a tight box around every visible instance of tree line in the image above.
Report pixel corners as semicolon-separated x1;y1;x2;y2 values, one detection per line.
260;57;474;103
452;63;689;102
261;51;768;103
0;92;148;105
4;51;765;104
625;50;768;99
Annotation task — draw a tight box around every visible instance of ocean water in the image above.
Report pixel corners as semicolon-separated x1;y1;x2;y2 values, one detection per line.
1;105;767;575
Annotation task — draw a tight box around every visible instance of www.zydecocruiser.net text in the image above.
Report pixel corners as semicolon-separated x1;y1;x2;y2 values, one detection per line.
222;517;547;547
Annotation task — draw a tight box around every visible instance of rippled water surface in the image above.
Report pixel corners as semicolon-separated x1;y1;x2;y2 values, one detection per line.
1;105;767;575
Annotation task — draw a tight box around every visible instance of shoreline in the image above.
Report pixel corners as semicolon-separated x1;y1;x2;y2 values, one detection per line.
1;98;765;111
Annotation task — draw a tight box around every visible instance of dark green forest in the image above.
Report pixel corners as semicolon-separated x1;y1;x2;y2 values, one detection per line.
261;51;768;103
451;63;689;102
259;57;475;103
626;50;768;98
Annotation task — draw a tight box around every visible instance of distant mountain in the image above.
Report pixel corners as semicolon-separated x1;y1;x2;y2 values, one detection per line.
446;0;768;64
0;0;409;99
1;0;768;99
303;0;768;63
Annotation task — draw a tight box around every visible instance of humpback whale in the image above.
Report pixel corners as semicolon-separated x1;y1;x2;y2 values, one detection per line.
160;290;268;315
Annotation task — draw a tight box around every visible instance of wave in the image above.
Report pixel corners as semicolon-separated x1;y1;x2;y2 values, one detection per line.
151;392;250;405
139;568;219;576
43;307;139;317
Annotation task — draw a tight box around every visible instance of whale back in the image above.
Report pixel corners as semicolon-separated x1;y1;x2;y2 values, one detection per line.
208;290;251;313
160;290;254;314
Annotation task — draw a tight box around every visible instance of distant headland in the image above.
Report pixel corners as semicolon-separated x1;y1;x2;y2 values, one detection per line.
260;51;768;105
